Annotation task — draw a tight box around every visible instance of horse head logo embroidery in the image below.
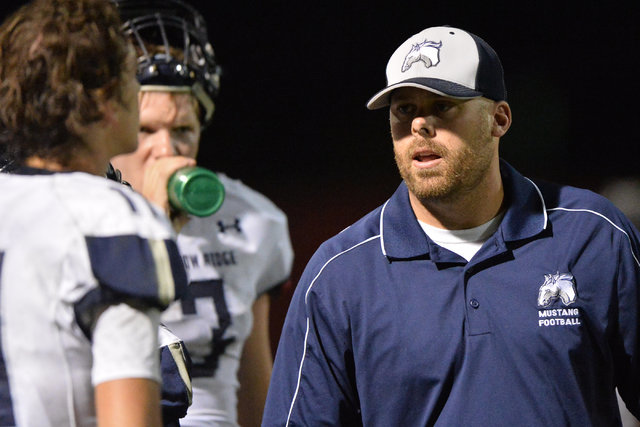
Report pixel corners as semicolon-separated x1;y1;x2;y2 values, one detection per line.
401;40;443;72
537;272;577;308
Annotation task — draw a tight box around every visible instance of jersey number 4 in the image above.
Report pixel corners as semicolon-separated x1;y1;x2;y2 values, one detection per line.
180;279;236;378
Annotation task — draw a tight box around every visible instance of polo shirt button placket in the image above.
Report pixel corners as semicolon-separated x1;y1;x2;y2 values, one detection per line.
466;293;490;334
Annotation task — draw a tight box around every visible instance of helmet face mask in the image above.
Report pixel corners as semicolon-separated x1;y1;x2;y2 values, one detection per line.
113;0;220;127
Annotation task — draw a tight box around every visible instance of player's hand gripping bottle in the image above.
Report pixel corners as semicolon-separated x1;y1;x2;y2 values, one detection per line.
168;166;225;217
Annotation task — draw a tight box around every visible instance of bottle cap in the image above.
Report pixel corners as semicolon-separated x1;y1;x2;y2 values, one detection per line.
168;166;225;217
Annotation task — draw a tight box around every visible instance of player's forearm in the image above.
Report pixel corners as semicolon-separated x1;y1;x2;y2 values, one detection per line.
237;355;272;426
237;293;273;426
95;378;162;426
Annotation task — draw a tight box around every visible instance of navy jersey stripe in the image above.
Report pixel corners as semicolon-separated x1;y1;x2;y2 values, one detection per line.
85;235;187;309
160;343;192;423
181;280;236;378
165;239;188;300
109;187;138;212
73;287;121;340
0;252;17;426
108;185;167;222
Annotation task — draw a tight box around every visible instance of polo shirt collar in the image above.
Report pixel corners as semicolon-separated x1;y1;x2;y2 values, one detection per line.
380;160;548;260
498;160;548;242
379;181;428;260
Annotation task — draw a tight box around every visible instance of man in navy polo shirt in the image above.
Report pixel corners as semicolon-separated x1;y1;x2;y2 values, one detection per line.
262;26;640;426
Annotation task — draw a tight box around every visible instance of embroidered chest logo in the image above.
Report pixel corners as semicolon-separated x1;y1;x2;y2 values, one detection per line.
401;39;442;72
536;272;581;327
537;272;577;307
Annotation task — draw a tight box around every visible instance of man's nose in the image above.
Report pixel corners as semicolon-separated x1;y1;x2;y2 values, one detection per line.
411;115;436;138
149;129;177;158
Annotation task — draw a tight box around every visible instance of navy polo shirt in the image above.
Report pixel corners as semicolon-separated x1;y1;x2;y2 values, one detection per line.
263;161;640;426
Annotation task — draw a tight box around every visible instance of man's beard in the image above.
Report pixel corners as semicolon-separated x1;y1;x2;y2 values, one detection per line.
394;135;494;204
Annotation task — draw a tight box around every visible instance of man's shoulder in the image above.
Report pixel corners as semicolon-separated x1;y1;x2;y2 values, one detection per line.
531;178;639;237
180;173;293;254
534;178;617;212
216;173;287;219
313;204;386;263
1;171;151;219
53;171;141;202
54;172;173;238
292;204;388;305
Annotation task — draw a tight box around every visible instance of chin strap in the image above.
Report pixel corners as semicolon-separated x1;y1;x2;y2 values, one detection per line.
0;151;15;173
105;163;131;187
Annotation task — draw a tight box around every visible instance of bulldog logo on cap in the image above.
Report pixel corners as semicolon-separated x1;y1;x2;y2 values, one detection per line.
401;40;443;72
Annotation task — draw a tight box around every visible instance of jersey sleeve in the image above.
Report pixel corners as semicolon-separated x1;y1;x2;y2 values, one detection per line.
91;303;161;385
158;324;193;426
253;208;294;296
83;234;186;308
61;178;188;338
221;175;294;295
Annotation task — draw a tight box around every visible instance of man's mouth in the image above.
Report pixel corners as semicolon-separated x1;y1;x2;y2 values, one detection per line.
412;150;442;168
414;153;440;162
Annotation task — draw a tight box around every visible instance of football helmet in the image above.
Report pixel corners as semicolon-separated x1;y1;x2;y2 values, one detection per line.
113;0;221;127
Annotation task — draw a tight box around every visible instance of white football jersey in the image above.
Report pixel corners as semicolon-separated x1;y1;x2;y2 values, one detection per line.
0;169;187;426
161;173;294;426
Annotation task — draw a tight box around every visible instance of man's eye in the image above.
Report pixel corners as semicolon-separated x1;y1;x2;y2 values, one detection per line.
435;102;452;113
174;126;194;134
395;104;415;116
139;126;153;134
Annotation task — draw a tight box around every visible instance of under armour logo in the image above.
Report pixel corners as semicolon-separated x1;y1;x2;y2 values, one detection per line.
217;218;242;233
401;40;442;72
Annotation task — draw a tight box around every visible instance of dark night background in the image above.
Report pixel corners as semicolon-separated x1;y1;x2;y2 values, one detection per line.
2;1;640;347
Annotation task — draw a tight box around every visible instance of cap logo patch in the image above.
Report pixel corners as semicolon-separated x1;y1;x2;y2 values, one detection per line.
401;40;442;72
537;272;577;307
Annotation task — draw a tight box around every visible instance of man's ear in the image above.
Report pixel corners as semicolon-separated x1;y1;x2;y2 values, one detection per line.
100;98;118;126
91;85;119;127
492;101;512;137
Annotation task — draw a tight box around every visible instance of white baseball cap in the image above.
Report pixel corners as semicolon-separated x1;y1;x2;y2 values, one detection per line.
367;26;507;110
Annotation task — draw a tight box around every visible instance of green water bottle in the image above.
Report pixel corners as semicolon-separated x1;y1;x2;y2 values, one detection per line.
168;166;225;217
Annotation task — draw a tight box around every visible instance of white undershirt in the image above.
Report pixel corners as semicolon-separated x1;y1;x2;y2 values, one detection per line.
418;212;505;261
